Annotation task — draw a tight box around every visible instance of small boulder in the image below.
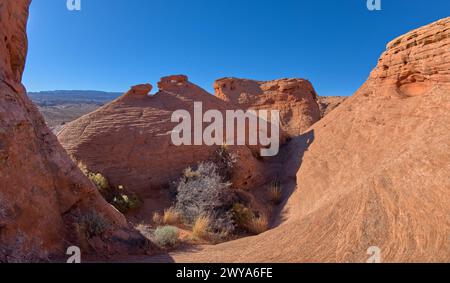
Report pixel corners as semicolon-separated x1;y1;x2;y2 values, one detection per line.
125;83;153;96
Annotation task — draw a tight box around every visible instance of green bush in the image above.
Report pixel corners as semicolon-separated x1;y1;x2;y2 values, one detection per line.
154;226;180;247
88;173;110;191
77;162;142;214
112;193;143;214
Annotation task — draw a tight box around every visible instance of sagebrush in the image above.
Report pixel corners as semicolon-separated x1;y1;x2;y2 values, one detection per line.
154;226;180;247
175;162;236;235
80;212;109;238
213;144;237;181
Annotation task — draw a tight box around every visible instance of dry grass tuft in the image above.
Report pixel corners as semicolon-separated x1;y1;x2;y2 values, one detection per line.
248;214;269;235
192;215;211;240
232;203;270;235
163;208;181;225
268;181;282;205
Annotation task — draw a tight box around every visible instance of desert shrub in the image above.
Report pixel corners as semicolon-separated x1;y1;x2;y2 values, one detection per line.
77;161;89;175
213;144;237;181
154;226;180;247
78;162;109;191
111;193;142;214
232;203;254;228
77;162;142;214
163;208;182;225
183;167;200;179
80;212;109;239
192;215;211;240
175;162;235;235
268;180;282;205
88;173;110;191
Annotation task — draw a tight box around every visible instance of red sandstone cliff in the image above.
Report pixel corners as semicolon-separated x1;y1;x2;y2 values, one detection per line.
166;17;450;263
0;0;151;262
214;78;321;136
58;75;269;196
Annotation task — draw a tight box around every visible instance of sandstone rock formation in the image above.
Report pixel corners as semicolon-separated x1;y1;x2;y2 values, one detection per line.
164;17;450;263
318;96;347;117
214;78;321;137
0;0;150;262
58;76;267;195
125;84;153;96
8;0;448;263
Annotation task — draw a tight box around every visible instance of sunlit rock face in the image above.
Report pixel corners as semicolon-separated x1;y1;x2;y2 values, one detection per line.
214;77;321;137
167;17;450;263
58;75;269;194
0;0;152;262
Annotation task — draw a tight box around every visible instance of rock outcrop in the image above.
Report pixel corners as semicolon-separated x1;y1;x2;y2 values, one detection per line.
125;84;153;96
214;78;321;136
370;17;450;97
0;0;150;262
166;17;450;263
10;0;448;263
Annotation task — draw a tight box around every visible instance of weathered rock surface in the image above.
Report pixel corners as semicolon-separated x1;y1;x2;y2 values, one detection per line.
214;78;321;136
165;17;450;263
125;84;153;96
318;96;347;117
0;0;151;262
10;0;449;263
58;76;267;194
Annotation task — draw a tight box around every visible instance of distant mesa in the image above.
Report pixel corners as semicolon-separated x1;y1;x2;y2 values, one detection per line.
28;90;122;105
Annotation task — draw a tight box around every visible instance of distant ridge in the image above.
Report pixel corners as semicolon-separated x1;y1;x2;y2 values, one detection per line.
28;90;122;105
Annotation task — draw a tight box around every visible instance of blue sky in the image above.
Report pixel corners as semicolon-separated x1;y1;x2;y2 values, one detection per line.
23;0;450;96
